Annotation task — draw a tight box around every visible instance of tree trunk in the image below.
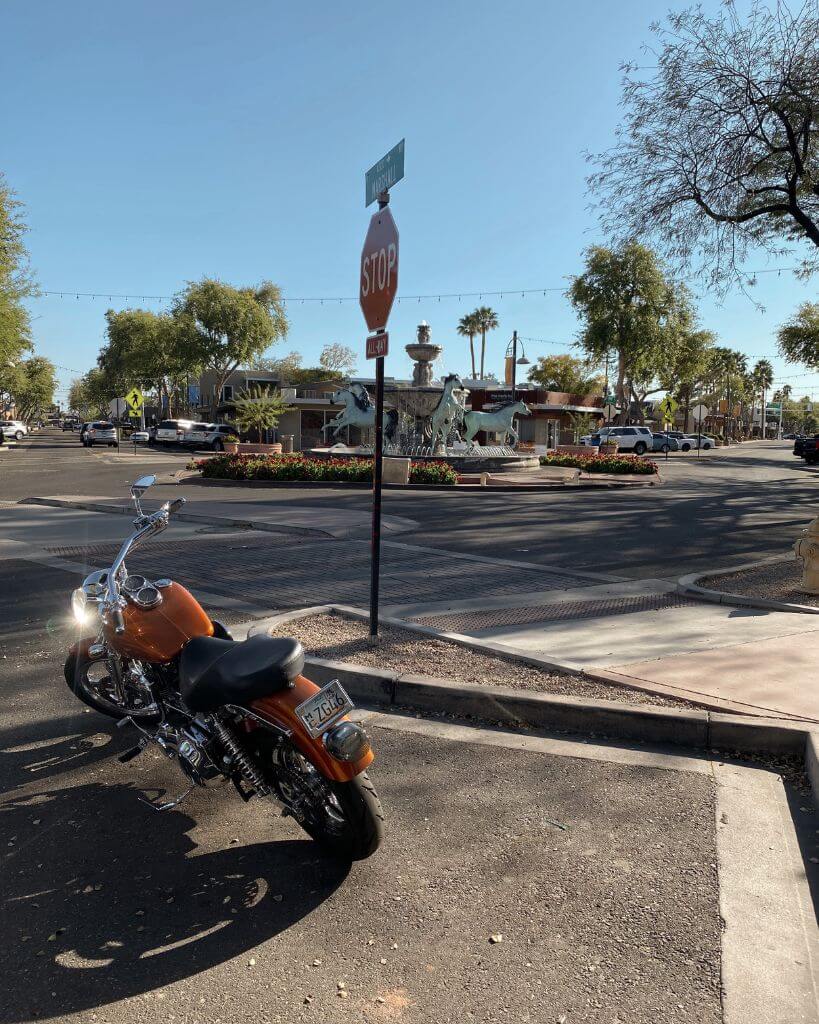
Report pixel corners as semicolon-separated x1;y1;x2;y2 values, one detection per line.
469;335;476;379
479;330;486;379
683;388;691;432
615;349;627;424
761;386;766;438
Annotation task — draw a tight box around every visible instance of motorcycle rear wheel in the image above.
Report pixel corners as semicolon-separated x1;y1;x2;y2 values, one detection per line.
256;735;384;860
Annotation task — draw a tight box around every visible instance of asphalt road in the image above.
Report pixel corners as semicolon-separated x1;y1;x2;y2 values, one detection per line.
2;429;816;579
0;586;722;1024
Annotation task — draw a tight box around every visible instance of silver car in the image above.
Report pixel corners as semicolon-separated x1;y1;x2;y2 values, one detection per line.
83;421;118;447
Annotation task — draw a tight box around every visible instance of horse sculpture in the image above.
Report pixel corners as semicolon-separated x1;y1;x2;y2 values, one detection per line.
322;383;396;442
462;400;531;447
428;373;465;450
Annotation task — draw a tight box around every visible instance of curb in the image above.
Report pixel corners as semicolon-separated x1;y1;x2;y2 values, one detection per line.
18;496;332;539
182;474;661;492
678;557;819;615
244;605;819;772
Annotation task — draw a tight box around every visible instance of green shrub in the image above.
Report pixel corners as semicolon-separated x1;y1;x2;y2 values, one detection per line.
191;453;458;485
540;452;657;475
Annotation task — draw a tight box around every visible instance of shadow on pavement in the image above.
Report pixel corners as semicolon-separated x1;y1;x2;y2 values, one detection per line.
1;780;348;1022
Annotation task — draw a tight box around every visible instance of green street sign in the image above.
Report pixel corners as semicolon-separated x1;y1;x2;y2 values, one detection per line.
365;139;405;207
604;393;616;406
766;404;781;413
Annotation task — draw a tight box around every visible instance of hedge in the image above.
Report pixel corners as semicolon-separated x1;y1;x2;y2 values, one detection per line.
189;453;458;485
540;452;658;475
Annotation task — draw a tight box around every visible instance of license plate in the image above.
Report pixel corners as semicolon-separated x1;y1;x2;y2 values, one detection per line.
295;680;354;738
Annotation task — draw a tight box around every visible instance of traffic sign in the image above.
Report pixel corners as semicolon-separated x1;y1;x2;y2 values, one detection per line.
603;404;617;420
360;206;399;332
124;386;144;415
658;395;678;421
365;140;405;207
366;332;389;360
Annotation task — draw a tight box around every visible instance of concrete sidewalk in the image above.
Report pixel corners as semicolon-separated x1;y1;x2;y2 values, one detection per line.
401;587;819;723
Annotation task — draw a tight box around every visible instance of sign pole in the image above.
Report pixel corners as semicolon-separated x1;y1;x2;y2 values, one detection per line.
370;333;386;640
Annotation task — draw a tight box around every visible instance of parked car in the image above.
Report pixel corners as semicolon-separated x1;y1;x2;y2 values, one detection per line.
663;430;714;452
83;421;118;447
0;419;28;441
182;422;240;451
794;435;819;461
61;419;79;431
650;432;681;453
582;425;655;455
154;419;196;445
129;430;150;443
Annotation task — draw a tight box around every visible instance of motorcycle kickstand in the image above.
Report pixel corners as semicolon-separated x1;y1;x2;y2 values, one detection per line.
139;786;195;813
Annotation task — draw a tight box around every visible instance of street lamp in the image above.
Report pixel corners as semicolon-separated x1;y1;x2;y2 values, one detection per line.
506;331;530;402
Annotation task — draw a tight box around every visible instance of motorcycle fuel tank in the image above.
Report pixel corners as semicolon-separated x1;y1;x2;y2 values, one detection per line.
106;581;214;662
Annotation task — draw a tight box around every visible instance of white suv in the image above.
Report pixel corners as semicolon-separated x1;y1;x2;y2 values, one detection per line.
155;419;196;445
0;419;28;441
182;422;239;451
582;425;654;454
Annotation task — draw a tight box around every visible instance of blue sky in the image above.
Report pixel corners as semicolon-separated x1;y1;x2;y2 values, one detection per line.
5;0;819;404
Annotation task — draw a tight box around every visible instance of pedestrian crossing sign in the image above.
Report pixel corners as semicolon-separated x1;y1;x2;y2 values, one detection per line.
124;387;144;416
658;396;678;421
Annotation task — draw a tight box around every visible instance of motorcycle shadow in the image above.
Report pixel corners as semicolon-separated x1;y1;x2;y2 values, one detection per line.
0;713;119;790
0;780;349;1021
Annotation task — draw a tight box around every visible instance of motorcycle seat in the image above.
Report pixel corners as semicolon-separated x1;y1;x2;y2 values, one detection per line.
179;634;304;713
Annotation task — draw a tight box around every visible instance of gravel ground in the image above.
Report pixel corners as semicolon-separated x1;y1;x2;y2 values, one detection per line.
268;612;701;708
703;558;819;607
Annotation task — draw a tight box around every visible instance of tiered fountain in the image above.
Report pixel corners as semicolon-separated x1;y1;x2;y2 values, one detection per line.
313;322;539;473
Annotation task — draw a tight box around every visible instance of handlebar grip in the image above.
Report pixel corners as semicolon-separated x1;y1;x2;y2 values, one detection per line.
113;606;126;634
168;498;186;514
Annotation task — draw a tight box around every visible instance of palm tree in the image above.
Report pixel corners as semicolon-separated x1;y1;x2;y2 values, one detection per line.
457;313;479;379
752;358;774;438
473;306;499;379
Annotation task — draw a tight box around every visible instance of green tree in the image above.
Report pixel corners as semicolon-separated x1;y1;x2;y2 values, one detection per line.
69;368;112;419
590;2;819;286
251;350;303;380
0;175;36;372
68;377;91;417
232;385;292;442
473;306;499;379
10;356;56;419
101;309;192;414
457;312;480;379
319;343;357;376
704;347;749;440
527;354;603;394
778;303;819;370
570;242;679;422
751;359;774;437
657;328;716;431
175;279;288;405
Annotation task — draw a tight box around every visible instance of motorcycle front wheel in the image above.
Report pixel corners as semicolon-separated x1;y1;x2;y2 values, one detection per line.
256;736;384;861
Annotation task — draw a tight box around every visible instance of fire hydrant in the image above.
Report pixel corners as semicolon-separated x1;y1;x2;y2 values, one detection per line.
794;516;819;593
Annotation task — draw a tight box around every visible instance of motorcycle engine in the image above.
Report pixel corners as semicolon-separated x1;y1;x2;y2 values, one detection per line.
175;723;222;786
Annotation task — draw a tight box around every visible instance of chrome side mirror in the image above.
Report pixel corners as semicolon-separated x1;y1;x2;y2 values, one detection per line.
131;474;156;515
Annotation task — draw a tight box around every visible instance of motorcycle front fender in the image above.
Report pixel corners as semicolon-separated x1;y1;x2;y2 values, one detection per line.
250;675;374;783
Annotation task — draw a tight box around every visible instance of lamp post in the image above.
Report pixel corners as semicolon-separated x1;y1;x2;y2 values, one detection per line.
506;331;530;403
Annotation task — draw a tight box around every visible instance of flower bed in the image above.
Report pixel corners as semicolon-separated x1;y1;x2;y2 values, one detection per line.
189;453;458;485
540;452;657;475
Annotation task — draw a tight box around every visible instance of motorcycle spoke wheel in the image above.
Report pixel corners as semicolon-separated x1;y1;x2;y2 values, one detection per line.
258;739;384;861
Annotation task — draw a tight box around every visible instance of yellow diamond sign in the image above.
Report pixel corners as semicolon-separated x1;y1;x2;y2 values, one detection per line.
658;395;678;421
124;387;144;415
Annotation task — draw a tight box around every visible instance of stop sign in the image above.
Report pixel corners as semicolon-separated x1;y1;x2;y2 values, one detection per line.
360;206;399;332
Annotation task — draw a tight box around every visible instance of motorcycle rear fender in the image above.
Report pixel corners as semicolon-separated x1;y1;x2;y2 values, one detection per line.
249;675;374;783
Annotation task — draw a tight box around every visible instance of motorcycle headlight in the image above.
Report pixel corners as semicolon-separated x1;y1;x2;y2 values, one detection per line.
71;587;91;625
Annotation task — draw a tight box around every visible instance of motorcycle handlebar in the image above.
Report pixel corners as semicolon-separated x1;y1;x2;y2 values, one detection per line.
112;605;126;634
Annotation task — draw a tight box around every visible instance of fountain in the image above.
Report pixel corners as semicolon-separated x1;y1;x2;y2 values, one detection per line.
312;321;539;473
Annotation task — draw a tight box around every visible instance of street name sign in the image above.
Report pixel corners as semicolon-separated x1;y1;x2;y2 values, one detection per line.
124;387;144;415
360;206;399;332
658;395;678;421
365;139;405;206
366;332;389;360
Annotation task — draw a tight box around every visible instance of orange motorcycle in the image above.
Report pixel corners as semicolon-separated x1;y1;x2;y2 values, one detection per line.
64;475;383;860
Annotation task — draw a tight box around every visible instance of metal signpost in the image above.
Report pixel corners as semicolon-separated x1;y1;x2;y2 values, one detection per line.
690;403;709;459
361;151;401;639
658;396;678;461
365;139;405;207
